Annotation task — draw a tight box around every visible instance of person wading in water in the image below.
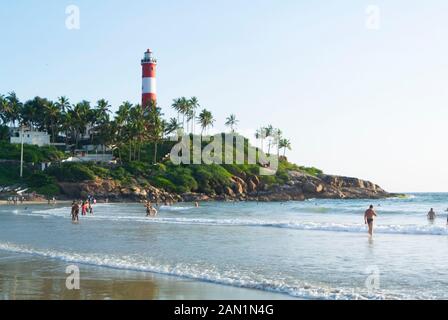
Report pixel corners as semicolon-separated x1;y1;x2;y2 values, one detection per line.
364;205;378;237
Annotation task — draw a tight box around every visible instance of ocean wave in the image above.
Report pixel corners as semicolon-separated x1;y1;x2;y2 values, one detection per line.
0;241;391;300
24;207;448;236
158;206;195;211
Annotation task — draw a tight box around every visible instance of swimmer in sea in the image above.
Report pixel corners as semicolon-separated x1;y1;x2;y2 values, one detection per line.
364;205;377;237
150;205;158;217
71;201;79;223
427;208;436;221
145;203;157;217
144;201;151;217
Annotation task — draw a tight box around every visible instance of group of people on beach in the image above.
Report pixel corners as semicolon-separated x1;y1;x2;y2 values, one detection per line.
364;205;448;237
6;196;24;205
70;195;96;223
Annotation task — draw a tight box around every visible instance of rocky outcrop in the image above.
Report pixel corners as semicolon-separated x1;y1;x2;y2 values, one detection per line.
57;170;395;203
177;170;394;202
243;171;393;201
58;178;181;203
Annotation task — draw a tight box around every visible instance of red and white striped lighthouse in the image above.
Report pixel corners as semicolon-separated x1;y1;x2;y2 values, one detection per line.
141;49;157;108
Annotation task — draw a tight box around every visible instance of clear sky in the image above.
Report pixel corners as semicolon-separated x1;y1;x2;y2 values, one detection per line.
1;0;447;192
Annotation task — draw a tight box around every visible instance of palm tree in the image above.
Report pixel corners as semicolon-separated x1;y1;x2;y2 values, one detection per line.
189;97;200;134
225;114;239;133
255;129;261;151
60;111;73;146
164;117;181;137
95;99;111;122
21;97;47;130
178;97;190;131
0;95;10;125
5;92;22;127
274;128;282;158
279;138;292;157
115;101;133;161
92;99;112;157
171;98;182;126
197;109;215;135
43;101;61;143
129;105;146;161
264;125;274;155
54;97;71;144
56;96;71;114
145;101;164;164
183;98;196;134
71;100;92;150
255;127;268;152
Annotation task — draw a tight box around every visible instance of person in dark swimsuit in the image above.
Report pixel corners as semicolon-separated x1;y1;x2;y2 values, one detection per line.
427;208;436;221
364;205;377;237
71;201;79;223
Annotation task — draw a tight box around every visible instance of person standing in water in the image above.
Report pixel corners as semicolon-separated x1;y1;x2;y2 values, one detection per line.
81;201;87;216
71;201;79;223
150;205;158;217
88;200;94;215
427;208;436;221
145;202;158;217
144;201;151;217
364;205;377;237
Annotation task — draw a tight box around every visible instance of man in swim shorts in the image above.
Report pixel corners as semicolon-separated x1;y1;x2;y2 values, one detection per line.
427;208;436;221
71;201;79;222
364;205;377;237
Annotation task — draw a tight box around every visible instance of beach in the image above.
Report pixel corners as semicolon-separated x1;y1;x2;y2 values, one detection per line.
0;251;292;300
1;195;448;300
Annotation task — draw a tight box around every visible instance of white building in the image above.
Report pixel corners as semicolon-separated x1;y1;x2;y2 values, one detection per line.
62;153;114;163
10;129;50;147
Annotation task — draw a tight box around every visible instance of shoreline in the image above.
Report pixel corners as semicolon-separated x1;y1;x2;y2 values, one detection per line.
0;200;73;206
0;194;409;206
0;250;297;300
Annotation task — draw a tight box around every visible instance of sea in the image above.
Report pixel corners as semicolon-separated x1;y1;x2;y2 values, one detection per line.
1;193;448;300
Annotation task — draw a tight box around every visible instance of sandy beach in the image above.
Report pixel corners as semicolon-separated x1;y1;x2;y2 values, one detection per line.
0;200;73;206
0;251;295;300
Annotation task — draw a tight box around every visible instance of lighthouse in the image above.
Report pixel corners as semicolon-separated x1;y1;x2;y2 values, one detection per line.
141;49;157;108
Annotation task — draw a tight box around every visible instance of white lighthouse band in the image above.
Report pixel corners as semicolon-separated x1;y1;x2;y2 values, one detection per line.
142;77;157;94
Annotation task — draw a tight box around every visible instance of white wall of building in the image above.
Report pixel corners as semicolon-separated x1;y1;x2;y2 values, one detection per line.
10;130;50;147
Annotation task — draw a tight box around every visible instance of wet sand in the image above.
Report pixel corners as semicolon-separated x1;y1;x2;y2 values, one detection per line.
0;251;296;300
0;200;72;206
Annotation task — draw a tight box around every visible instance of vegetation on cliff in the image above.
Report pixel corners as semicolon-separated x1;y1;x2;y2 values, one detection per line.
0;92;329;198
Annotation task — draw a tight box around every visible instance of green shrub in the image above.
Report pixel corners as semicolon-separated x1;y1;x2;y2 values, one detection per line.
34;184;60;196
191;164;232;193
0;141;65;163
110;166;131;182
46;163;96;182
124;161;152;176
85;164;110;179
0;125;9;142
27;171;56;188
150;176;177;192
165;166;198;193
261;175;277;186
299;166;323;176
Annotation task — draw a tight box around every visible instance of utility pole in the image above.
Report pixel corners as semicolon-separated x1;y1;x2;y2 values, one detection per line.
20;125;24;178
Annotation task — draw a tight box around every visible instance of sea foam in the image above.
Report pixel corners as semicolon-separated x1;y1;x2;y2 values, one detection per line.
27;207;448;236
0;241;394;300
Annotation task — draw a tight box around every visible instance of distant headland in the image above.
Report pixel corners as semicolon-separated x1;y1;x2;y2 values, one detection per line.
0;89;398;203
